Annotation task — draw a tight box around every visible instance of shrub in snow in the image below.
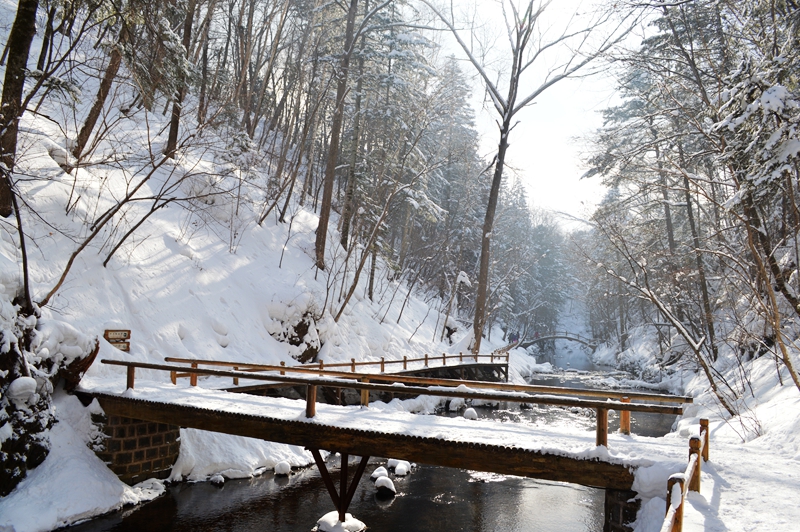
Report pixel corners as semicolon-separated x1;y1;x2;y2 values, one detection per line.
463;407;478;420
375;476;396;497
0;294;98;497
274;460;291;476
265;305;322;363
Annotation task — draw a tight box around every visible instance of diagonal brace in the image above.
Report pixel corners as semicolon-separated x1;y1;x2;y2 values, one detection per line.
308;448;370;522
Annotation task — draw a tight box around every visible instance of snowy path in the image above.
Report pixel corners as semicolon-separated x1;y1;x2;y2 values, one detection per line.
678;441;800;532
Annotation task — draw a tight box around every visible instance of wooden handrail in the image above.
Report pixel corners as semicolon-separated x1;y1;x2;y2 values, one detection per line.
660;420;709;532
161;356;691;404
100;359;683;449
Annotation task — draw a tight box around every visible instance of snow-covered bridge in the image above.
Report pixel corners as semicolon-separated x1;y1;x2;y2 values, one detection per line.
83;358;690;530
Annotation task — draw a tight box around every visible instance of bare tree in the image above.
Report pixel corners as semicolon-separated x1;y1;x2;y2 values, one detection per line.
422;0;638;353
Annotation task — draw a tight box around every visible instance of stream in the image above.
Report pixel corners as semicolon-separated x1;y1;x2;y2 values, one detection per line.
64;347;677;532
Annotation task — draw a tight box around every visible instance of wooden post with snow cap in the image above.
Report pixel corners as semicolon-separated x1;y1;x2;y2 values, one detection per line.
700;419;709;461
620;397;631;435
689;437;701;492
596;408;608;447
126;366;135;389
306;384;317;418
665;475;685;532
360;378;369;407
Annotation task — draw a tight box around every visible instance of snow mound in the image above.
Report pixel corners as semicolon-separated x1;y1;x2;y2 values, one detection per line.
463;407;478;420
315;511;366;532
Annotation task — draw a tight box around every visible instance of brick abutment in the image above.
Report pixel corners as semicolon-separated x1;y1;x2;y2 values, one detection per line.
94;413;180;485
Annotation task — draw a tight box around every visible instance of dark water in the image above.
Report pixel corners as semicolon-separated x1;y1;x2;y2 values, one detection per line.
65;349;675;532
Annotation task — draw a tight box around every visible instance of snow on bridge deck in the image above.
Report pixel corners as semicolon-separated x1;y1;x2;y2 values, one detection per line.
83;378;690;492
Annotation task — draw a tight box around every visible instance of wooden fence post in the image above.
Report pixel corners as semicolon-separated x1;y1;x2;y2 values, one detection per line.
403;355;407;370
280;361;285;376
319;360;324;376
233;366;239;385
700;419;709;461
190;362;198;386
424;354;428;367
689;437;701;492
442;353;446;366
620;396;631;435
459;352;463;362
351;358;356;372
170;370;176;385
666;475;685;532
126;366;135;390
381;357;385;373
306;385;317;418
596;408;608;447
360;379;369;407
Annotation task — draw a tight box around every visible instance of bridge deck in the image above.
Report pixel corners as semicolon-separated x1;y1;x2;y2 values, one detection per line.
87;380;674;491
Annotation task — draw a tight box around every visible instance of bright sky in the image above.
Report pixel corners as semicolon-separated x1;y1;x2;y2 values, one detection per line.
435;0;624;229
473;74;615;229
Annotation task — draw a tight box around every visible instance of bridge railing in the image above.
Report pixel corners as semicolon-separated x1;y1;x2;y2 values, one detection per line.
101;359;685;448
660;420;709;532
296;352;508;373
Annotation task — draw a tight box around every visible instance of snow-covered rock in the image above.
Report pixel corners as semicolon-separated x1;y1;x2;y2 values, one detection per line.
375;476;396;496
314;511;366;532
274;460;291;476
370;466;388;480
463;407;478;420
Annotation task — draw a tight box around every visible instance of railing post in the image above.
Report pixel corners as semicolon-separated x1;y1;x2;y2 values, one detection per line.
351;358;356;373
403;355;407;370
233;366;239;386
319;360;324;375
459;352;463;362
280;361;285;376
381;357;385;373
306;385;317;418
126;366;135;390
620;396;631;435
491;352;494;363
596;408;608;447
667;475;685;532
442;353;446;366
170;370;176;385
424;354;428;367
190;362;198;386
360;379;369;407
700;418;709;461
689;437;701;492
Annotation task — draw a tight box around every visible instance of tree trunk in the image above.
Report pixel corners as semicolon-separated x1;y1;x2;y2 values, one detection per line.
0;0;39;217
314;0;359;270
165;0;196;159
73;35;124;161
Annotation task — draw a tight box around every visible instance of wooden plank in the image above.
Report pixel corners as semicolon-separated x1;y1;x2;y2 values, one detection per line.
95;394;636;490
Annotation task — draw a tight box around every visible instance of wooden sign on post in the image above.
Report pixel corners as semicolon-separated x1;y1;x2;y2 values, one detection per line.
104;330;132;352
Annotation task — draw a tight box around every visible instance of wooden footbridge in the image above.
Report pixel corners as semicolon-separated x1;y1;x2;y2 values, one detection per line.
86;355;692;530
519;331;599;350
